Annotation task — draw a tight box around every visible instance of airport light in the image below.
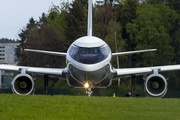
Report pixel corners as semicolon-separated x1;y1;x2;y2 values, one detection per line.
84;82;89;88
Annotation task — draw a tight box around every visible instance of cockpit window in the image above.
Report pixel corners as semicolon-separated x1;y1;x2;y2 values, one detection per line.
100;45;110;57
79;48;100;54
68;45;79;58
69;45;111;64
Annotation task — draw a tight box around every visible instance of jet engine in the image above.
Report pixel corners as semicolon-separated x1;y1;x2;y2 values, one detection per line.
11;73;35;95
144;70;168;98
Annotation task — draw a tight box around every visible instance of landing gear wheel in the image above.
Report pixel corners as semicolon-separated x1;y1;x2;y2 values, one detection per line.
86;88;93;96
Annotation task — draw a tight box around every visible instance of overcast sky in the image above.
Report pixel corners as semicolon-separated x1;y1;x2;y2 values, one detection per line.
0;0;62;40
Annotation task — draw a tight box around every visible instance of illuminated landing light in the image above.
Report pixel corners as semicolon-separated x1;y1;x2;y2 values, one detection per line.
84;82;89;88
84;82;93;96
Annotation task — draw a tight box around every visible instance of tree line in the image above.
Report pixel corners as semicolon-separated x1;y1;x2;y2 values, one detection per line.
17;0;180;95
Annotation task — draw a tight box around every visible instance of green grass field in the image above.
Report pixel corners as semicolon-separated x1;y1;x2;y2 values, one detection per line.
0;94;179;120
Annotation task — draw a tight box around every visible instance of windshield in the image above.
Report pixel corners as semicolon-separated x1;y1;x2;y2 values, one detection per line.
69;45;111;64
78;48;100;54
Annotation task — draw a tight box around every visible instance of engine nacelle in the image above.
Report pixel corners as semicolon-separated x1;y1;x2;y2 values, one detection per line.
144;70;168;98
11;73;35;95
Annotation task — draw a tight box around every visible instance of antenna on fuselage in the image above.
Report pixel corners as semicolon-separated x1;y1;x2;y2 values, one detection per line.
87;0;93;36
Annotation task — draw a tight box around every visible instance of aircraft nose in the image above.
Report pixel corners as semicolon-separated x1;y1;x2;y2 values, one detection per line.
68;64;110;84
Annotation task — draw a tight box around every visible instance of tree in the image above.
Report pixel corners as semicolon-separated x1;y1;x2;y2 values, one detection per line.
166;0;180;14
116;0;140;50
18;16;65;67
105;19;128;86
105;20;127;68
64;0;88;43
17;17;37;65
19;25;65;67
114;0;140;68
46;3;69;43
126;4;177;67
93;3;114;39
145;0;164;4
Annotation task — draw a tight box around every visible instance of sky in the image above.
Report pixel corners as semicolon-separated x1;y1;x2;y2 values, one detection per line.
0;0;62;40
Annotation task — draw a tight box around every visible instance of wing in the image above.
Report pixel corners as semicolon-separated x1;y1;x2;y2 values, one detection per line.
0;64;67;80
112;49;156;56
25;49;66;56
113;65;180;79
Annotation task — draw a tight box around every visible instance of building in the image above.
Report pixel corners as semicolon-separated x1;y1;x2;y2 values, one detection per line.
0;39;19;89
0;39;20;64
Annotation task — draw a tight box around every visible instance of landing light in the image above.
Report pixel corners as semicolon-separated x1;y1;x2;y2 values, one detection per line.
84;82;89;88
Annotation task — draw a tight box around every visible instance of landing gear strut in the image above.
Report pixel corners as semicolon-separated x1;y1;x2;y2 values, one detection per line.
44;75;49;95
84;82;93;96
122;75;138;97
131;75;136;97
86;88;93;96
44;75;58;95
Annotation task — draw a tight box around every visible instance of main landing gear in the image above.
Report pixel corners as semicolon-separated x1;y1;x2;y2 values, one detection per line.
122;75;140;97
86;88;93;96
44;75;59;95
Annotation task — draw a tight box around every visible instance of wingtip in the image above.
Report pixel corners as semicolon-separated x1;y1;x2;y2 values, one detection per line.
24;49;31;51
151;49;157;51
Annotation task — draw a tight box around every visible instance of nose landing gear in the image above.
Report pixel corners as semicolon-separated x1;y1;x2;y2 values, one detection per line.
84;82;93;96
86;88;93;96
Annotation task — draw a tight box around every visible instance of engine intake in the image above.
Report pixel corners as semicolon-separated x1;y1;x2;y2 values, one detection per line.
11;73;35;95
144;70;167;98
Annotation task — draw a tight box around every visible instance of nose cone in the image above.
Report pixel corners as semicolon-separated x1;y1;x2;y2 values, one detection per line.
73;36;106;47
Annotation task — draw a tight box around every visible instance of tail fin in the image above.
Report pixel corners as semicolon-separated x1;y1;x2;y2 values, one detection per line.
87;0;92;36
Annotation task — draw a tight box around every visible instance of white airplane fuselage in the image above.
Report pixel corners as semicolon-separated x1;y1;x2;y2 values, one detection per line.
66;36;115;88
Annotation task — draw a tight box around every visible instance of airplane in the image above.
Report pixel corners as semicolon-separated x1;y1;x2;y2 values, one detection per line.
0;0;180;97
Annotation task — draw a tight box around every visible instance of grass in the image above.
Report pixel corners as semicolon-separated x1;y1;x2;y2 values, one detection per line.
0;94;179;120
